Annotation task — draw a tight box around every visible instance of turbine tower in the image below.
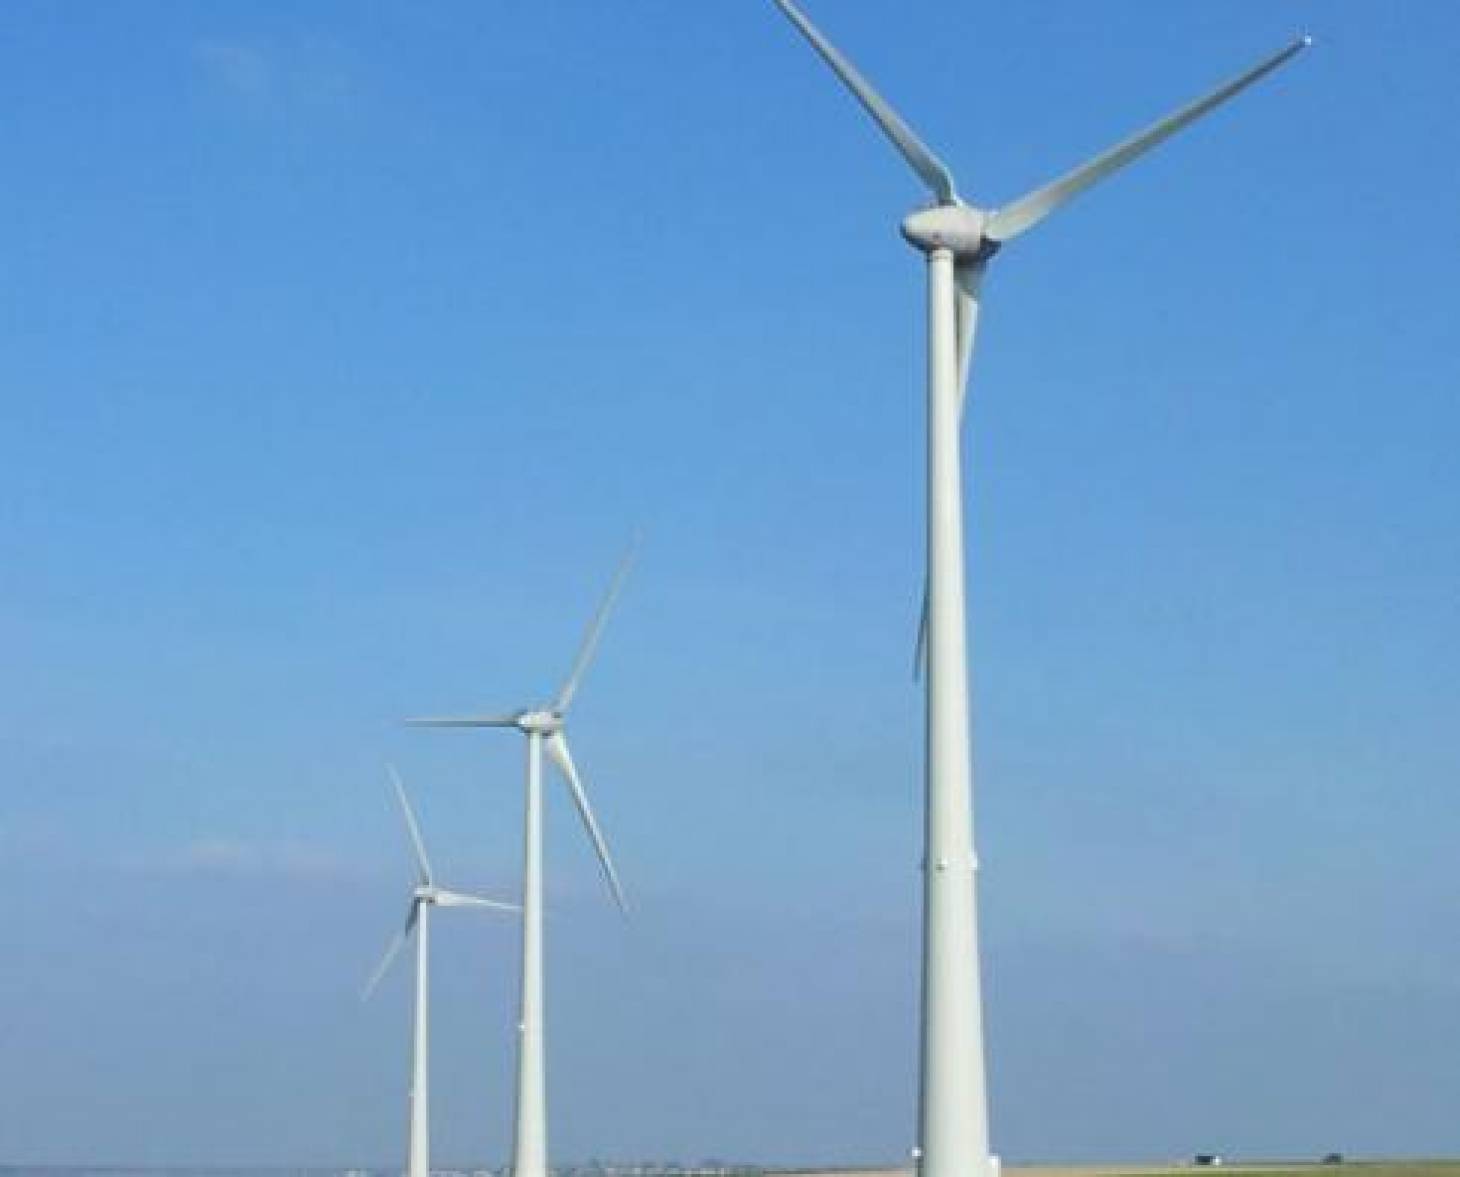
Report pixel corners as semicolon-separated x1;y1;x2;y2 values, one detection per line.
362;766;518;1177
764;5;1309;1177
407;545;635;1177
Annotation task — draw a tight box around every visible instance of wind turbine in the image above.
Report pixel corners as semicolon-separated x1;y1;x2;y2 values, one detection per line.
406;545;635;1177
363;766;518;1177
764;5;1309;1177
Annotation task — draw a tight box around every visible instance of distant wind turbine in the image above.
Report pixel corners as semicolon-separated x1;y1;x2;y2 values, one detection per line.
763;5;1310;1177
362;766;518;1177
407;542;636;1177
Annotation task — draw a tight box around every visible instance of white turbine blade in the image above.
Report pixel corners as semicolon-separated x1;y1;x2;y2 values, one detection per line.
545;732;627;914
954;260;983;413
404;714;519;728
914;259;985;681
360;932;404;1001
387;764;433;885
433;888;520;913
770;0;958;205
913;590;930;681
985;35;1311;243
360;903;418;1001
554;538;639;715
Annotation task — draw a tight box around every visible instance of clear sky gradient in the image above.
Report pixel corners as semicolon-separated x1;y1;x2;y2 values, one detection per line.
2;0;1457;1168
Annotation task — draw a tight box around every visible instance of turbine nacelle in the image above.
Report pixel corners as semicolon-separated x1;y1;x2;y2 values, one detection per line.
901;204;993;260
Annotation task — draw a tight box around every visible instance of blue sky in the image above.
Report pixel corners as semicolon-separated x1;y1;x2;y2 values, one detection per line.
2;0;1458;1167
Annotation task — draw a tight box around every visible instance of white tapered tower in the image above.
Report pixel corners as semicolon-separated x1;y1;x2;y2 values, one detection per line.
764;5;1309;1176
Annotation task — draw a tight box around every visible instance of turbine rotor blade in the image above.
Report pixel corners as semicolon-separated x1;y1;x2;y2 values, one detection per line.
545;732;627;914
770;0;958;204
914;590;930;681
387;764;433;885
433;888;520;913
915;259;985;681
954;260;983;411
360;903;418;1001
985;35;1311;243
404;714;520;728
554;538;639;715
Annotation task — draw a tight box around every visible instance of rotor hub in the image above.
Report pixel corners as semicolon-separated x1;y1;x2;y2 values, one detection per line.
900;203;989;258
517;709;562;735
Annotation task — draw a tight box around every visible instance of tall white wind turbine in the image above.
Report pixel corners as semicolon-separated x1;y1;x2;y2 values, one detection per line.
362;766;519;1177
764;5;1309;1177
406;545;635;1177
